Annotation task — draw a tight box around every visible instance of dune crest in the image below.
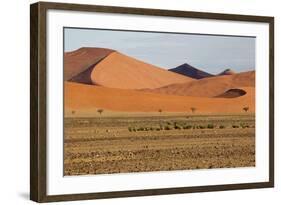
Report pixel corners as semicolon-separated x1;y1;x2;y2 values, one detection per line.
64;47;114;80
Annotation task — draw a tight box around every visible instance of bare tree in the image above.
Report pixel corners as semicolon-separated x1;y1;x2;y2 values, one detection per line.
190;107;196;113
97;109;104;115
243;106;249;112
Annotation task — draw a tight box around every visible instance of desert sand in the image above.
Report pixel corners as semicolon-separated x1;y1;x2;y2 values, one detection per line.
141;71;255;97
65;81;254;115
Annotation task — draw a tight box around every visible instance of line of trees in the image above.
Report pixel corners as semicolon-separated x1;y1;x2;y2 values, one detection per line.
73;106;250;116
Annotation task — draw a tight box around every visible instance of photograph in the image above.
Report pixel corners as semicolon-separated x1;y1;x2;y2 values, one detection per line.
63;28;256;176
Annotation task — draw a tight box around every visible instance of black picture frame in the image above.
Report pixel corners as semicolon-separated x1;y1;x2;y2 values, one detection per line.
30;1;274;202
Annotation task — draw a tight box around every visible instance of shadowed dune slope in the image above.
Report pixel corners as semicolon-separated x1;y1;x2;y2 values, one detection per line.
65;82;255;114
141;71;255;97
64;47;115;80
215;88;247;98
87;52;194;89
169;63;214;79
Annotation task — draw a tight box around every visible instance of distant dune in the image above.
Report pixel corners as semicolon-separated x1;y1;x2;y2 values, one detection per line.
169;63;214;79
218;69;236;76
65;82;255;115
64;47;114;80
141;71;255;97
65;48;193;89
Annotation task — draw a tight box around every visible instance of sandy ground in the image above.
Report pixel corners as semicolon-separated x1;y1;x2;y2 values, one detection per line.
64;114;255;175
64;82;255;115
141;71;255;97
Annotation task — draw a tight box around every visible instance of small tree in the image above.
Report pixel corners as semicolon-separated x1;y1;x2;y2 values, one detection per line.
158;109;162;113
190;107;196;113
97;109;104;115
243;106;249;112
71;110;75;115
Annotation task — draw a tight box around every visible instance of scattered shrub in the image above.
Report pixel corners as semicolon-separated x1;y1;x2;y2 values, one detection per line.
219;125;225;129
207;124;214;129
240;123;250;128
232;125;239;128
164;126;172;130
183;125;192;129
174;124;182;129
198;125;205;129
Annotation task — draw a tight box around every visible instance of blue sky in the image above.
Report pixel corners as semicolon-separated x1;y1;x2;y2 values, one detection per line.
64;28;255;74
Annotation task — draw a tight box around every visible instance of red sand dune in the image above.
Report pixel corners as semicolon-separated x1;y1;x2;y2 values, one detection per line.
65;47;193;89
71;51;194;89
141;71;255;97
64;47;114;80
65;82;255;114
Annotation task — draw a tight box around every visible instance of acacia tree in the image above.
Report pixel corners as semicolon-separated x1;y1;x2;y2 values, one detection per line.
190;107;196;113
243;106;249;112
97;109;104;115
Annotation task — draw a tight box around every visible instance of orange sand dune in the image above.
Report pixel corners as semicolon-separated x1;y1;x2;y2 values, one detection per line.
64;47;114;80
142;71;255;97
65;82;255;114
88;52;193;89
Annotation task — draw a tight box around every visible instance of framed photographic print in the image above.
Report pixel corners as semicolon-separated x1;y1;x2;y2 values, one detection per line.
30;1;274;202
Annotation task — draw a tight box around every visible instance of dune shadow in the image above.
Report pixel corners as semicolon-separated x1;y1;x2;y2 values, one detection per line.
215;88;247;98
